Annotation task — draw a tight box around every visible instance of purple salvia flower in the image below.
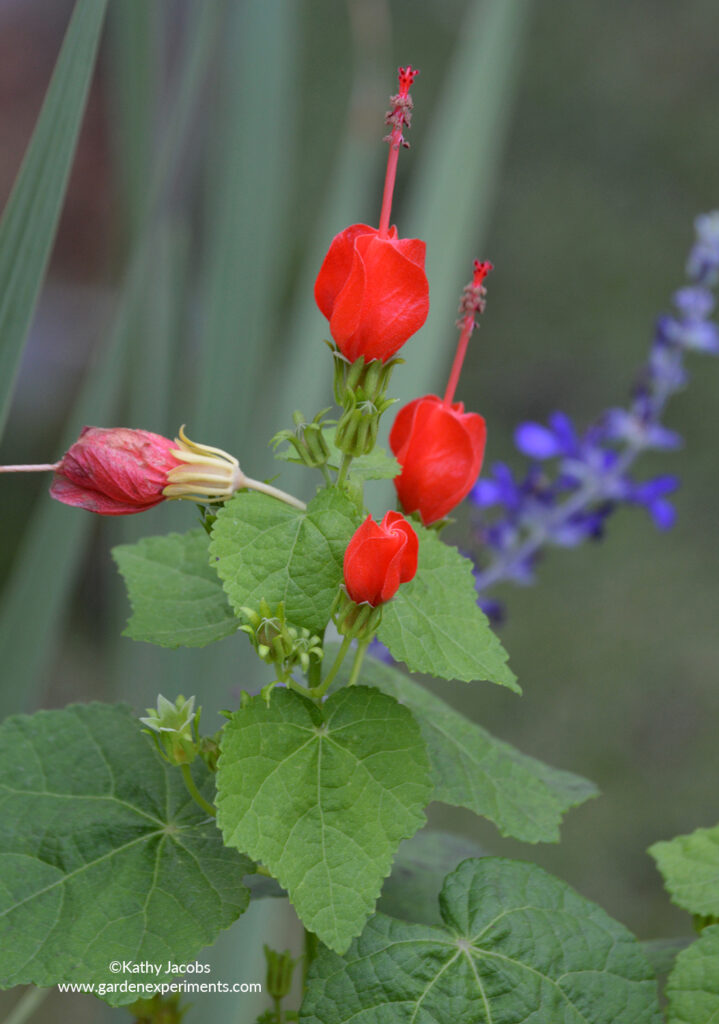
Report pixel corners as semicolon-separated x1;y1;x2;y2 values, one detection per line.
470;213;719;607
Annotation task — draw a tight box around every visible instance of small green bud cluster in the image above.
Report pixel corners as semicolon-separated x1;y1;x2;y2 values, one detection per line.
139;694;201;766
240;600;323;678
263;944;297;1000
331;348;399;456
272;408;332;469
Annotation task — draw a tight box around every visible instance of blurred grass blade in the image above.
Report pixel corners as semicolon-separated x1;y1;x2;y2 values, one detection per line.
107;0;162;247
398;0;531;406
256;8;390;486
195;0;298;451
371;0;530;513
0;278;136;719
262;134;380;486
0;0;109;438
0;5;221;716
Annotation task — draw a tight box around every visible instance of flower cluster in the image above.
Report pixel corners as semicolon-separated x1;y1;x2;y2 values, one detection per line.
470;212;719;610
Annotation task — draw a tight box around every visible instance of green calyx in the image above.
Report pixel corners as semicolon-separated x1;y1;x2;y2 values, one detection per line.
139;694;201;766
331;348;400;457
335;587;383;640
264;944;298;1001
240;600;323;679
271;408;332;469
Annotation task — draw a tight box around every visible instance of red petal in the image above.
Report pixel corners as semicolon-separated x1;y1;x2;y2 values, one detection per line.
314;224;376;320
330;234;429;363
51;427;179;515
390;397;486;524
49;475;163;515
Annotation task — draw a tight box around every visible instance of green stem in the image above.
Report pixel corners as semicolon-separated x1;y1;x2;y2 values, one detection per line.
180;763;216;817
336;453;353;487
273;995;283;1023
2;988;49;1024
303;928;319;988
244;476;307;511
320;462;333;486
347;639;370;686
286;675;313;700
309;635;352;699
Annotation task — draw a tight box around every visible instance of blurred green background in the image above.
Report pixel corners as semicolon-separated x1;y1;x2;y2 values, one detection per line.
0;0;717;1020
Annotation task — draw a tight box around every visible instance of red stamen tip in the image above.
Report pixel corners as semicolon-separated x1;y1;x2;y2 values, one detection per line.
398;66;419;96
473;260;494;286
384;65;419;147
457;259;493;327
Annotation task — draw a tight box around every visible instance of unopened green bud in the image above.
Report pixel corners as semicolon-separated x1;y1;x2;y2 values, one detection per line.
264;945;297;1001
271;408;332;469
330;348;399;457
240;601;323;681
139;694;200;766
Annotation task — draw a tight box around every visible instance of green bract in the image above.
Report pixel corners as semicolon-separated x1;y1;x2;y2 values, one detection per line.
216;687;432;953
0;704;252;1006
300;859;662;1024
275;425;402;483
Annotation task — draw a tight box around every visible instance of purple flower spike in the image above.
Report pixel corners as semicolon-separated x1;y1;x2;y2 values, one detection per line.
471;212;718;604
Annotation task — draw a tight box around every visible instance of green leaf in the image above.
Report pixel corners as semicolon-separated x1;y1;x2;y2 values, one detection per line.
357;655;596;843
216;687;432;954
378;526;518;690
665;925;719;1024
112;529;240;648
378;828;489;926
649;823;719;918
301;858;662;1024
0;0;108;437
210;488;361;635
0;703;252;1005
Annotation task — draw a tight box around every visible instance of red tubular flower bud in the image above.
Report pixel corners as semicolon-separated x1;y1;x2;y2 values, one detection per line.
389;395;487;525
343;510;418;606
390;259;492;524
50;427;181;515
314;65;429;363
314;223;428;364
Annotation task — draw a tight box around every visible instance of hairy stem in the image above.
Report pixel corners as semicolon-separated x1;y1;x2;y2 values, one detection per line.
347;638;370;686
180;763;216;817
336;453;353;487
245;477;306;511
309;635;353;699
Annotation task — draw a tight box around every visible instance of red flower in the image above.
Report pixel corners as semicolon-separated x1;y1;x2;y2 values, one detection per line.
314;223;429;363
50;427;180;515
389;395;486;525
343;511;418;606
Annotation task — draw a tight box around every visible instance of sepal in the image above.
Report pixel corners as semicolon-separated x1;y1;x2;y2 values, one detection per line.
271;408;332;469
139;694;201;766
331;347;400;456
